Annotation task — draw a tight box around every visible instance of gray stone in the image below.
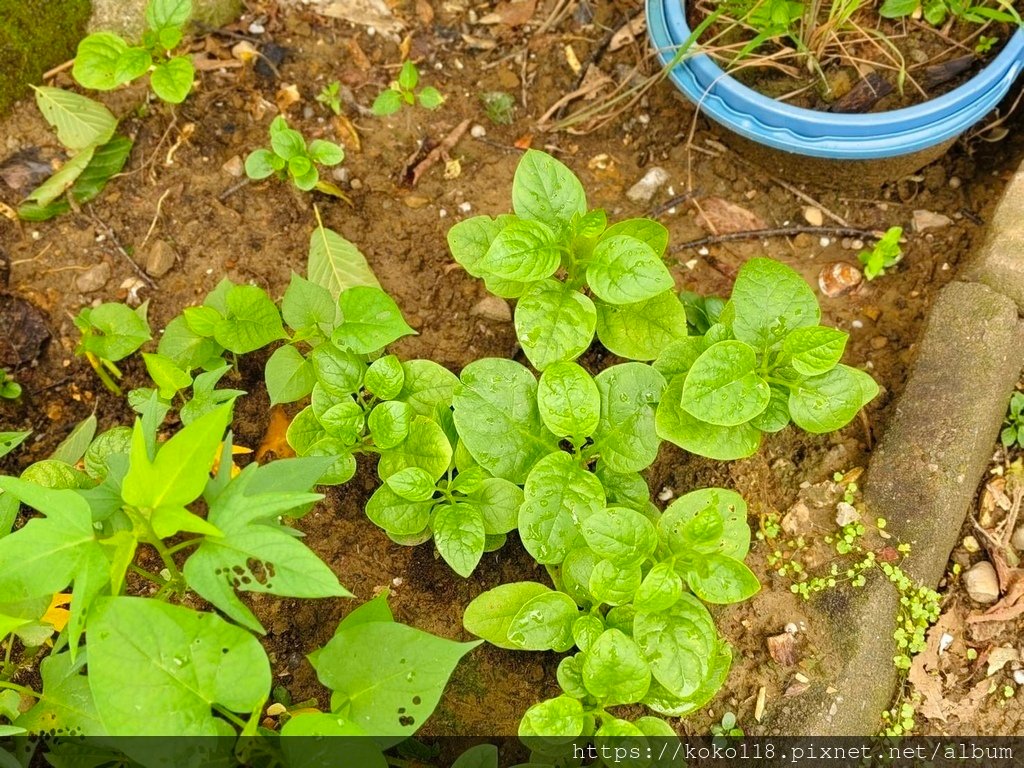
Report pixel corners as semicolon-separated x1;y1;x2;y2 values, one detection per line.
626;167;670;203
470;296;512;322
764;281;1023;736
144;240;177;278
89;0;243;41
76;262;111;293
963;165;1024;313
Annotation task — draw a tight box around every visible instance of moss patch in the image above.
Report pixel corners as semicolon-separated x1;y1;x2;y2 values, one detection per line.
0;0;92;117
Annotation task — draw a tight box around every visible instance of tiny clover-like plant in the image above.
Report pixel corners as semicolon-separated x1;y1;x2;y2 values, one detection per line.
858;226;903;280
655;257;879;460
316;80;343;115
447;149;687;370
372;60;445;116
74;301;152;394
463;487;758;751
72;0;196;104
245;116;345;193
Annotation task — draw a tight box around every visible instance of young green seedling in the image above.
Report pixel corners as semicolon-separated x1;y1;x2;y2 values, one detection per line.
74;301;152;394
858;226;903;280
72;0;196;104
1002;391;1024;450
372;60;445;116
0;372;21;400
447;149;687;370
480;91;516;125
316;80;343;115
245;116;345;193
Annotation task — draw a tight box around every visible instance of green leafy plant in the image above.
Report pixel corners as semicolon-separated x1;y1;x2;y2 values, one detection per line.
0;401;475;757
316;80;343;115
655;257;879;460
448;149;688;370
18;87;132;222
372;60;444;116
245;116;345;193
0;373;20;401
711;711;744;738
74;301;152;394
72;0;196;103
480;91;516;125
464;487;757;749
879;0;1021;28
858;226;903;280
1001;391;1024;450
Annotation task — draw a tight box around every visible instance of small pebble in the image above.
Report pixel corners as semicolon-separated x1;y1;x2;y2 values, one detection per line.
1015;670;1024;686
819;236;830;247
76;262;111;293
835;502;859;527
962;535;980;553
248;21;265;34
626;166;670;203
803;206;824;227
439;208;448;218
458;201;472;213
470;124;487;138
963;561;1000;604
332;166;349;183
350;178;363;190
949;176;962;189
870;336;888;350
221;155;244;177
939;633;954;654
657;487;674;501
784;622;798;634
470;296;512;322
851;319;864;329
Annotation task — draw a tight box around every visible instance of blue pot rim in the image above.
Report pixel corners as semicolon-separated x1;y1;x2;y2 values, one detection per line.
647;0;1024;159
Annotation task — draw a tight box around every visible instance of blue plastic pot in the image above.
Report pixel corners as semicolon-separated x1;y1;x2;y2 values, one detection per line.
647;0;1024;159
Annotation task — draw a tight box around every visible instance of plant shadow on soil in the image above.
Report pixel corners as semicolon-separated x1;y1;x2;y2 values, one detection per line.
1;0;1023;740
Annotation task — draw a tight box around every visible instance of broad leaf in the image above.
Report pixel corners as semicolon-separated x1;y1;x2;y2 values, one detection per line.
586;235;673;305
788;364;878;433
512;149;587;232
88;597;271;735
590;363;665;473
334;286;416;354
727;258;819;350
656;375;760;460
537;361;600;438
309;224;381;300
681;340;770;427
582;629;650;705
213;284;286;354
33;86;117;151
514;280;596;371
595;290;688;361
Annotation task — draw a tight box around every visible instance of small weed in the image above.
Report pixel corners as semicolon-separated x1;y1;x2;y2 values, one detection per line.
0;371;21;400
373;61;444;116
480;91;516;125
316;80;343;115
1001;391;1024;449
711;711;744;738
858;226;903;280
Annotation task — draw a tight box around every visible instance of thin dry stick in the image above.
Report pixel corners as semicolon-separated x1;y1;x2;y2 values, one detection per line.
43;59;74;79
85;208;157;289
670;225;882;252
138;188;172;253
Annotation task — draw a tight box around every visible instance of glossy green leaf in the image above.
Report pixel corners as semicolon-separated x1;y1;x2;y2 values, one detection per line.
512;149;587;232
213;284;285;354
33;86;117;150
582;629;650;705
727;258;820;350
514;280;596;371
334;286;416;354
507;591;578;651
477;219;561;283
788;364;879;433
464;581;552;649
150;56;194;103
591;363;665;473
537;361;600;438
781;326;847;376
519;451;604;564
586;235;673;305
595;290;688;361
681;340;770;427
656;375;760;460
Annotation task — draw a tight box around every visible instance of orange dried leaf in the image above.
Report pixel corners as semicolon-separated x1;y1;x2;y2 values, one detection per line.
42;593;72;632
256;406;296;462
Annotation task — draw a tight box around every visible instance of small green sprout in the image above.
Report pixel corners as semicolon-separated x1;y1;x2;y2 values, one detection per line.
245;116;344;193
316;80;343;115
73;0;196;104
480;91;516;125
372;61;444;116
711;711;744;738
858;226;903;280
1001;392;1024;450
0;371;21;400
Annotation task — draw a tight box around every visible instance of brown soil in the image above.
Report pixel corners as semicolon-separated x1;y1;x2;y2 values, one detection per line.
1;0;1023;740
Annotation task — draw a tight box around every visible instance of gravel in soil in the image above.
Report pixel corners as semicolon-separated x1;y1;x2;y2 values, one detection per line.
1;0;1023;737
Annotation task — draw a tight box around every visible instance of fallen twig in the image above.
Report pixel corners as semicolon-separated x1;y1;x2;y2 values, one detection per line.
407;119;470;187
669;225;883;252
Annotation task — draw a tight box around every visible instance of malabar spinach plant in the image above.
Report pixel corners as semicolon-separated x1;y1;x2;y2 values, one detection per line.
464;488;756;751
655;257;879;460
74;301;152;394
73;0;196;103
245;116;345;193
447;149;688;369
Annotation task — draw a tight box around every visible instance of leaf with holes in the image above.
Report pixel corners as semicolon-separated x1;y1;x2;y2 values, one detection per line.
183;461;351;633
310;620;480;738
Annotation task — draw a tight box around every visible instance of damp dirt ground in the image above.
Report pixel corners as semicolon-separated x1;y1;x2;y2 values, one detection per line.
1;0;1023;740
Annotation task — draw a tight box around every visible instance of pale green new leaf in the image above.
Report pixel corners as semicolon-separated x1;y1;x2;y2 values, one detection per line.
150;56;194;103
586;235;673;305
514;280;596;371
309;223;380;300
433;502;486;577
681;340;770;427
512;149;587;232
463;581;551;649
582;629;650;705
590;362;665;473
727;258;820;350
537;361;600;438
788;364;878;434
213;284;286;354
334;286;416;354
33;86;117;151
595;290;688;361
